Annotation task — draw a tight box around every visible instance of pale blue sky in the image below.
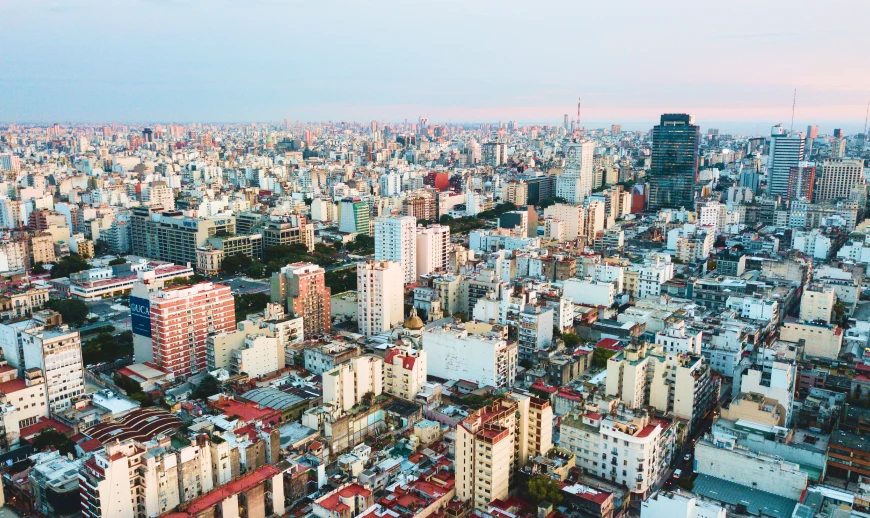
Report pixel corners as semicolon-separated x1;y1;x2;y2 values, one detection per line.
1;0;868;134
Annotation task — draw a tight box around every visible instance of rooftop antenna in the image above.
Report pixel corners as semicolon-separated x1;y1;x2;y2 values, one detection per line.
790;89;796;133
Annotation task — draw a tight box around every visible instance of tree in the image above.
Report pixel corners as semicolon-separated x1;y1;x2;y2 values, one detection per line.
562;333;581;347
108;257;127;266
31;429;76;457
235;292;271;322
44;298;89;325
222;253;252;275
83;331;134;365
165;273;206;287
524;474;563;506
31;262;47;274
592;347;618;369
193;374;222;399
346;234;375;255
326;268;357;294
49;254;91;279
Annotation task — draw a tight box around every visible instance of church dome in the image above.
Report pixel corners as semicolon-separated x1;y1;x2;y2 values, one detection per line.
403;308;424;330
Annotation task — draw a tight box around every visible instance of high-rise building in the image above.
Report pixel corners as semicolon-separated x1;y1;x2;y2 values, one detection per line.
611;124;622;136
129;206;236;266
271;262;331;339
806;124;819;155
481;141;507;166
556;140;595;204
357;260;403;337
401;191;437;222
374;215;417;284
415;224;449;278
786;162;816;201
543;203;585;240
647;114;700;210
814;159;865;203
132;281;236;377
19;312;85;413
766;124;805;198
456;393;553;511
338;198;371;235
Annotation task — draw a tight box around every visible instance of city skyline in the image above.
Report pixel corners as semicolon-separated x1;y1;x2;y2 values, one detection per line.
2;1;869;133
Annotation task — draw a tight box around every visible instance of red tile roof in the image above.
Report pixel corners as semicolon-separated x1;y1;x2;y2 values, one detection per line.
20;417;73;440
595;338;623;351
164;465;281;516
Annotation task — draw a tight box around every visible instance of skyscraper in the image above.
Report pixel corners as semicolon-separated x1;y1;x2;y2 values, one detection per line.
806;124;819;155
555;140;595;204
786;162;816;201
374;215;417;284
646;114;700;210
132;281;236;378
271;262;331;339
357;260;404;337
415;224;450;278
767;124;805;198
814;159;865;203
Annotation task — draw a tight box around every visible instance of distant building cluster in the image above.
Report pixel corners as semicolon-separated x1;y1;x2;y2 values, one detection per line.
0;116;866;517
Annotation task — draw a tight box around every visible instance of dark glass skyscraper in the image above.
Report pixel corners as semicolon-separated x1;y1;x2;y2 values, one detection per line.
647;114;700;210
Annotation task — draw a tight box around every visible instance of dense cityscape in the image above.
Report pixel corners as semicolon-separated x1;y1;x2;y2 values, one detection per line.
0;110;865;518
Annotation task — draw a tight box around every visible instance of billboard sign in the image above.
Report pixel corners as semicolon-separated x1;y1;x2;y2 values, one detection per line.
130;296;152;338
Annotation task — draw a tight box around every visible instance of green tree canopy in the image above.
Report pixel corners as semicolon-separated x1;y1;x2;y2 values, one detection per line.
193;374;222;400
108;257;127;266
49;254;91;279
44;298;89;325
524;474;563;506
592;347;618;369
562;333;581;347
235;292;270;322
222;253;252;275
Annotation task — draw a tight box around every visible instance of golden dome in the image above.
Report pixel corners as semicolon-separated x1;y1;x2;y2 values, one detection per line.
404;308;424;330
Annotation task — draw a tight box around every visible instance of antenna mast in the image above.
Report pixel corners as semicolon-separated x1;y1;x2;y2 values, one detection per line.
576;97;582;138
865;101;869;135
790;89;796;133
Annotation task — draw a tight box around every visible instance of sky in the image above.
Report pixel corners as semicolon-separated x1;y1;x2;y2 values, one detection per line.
1;0;869;135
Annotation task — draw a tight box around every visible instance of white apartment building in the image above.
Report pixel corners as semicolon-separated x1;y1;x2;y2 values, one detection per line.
607;343;712;432
793;228;832;260
815;159;865;203
357;260;404;337
800;284;836;324
383;346;427;401
456;394;553;511
556;141;595;204
594;264;625;294
229;334;283;379
0;367;47;448
374;215;417;284
562;278;615;307
415;225;449;278
22;324;85;413
740;359;796;426
560;408;674;499
323;355;383;414
585;199;606;240
517;305;554;361
725;296;779;322
543;203;585;240
629;253;674;300
422;321;517;388
655;321;702;355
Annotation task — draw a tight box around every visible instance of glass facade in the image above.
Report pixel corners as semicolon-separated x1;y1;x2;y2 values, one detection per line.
647;114;700;211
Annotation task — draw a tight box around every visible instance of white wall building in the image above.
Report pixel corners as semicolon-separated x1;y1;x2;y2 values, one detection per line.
543;203;585;240
357;260;404;337
374;215;417;284
22;325;85;413
422;322;516;388
416;225;450;278
562;278;615;307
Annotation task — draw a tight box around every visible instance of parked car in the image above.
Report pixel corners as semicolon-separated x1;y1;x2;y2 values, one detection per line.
673;469;682;479
684;453;692;461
